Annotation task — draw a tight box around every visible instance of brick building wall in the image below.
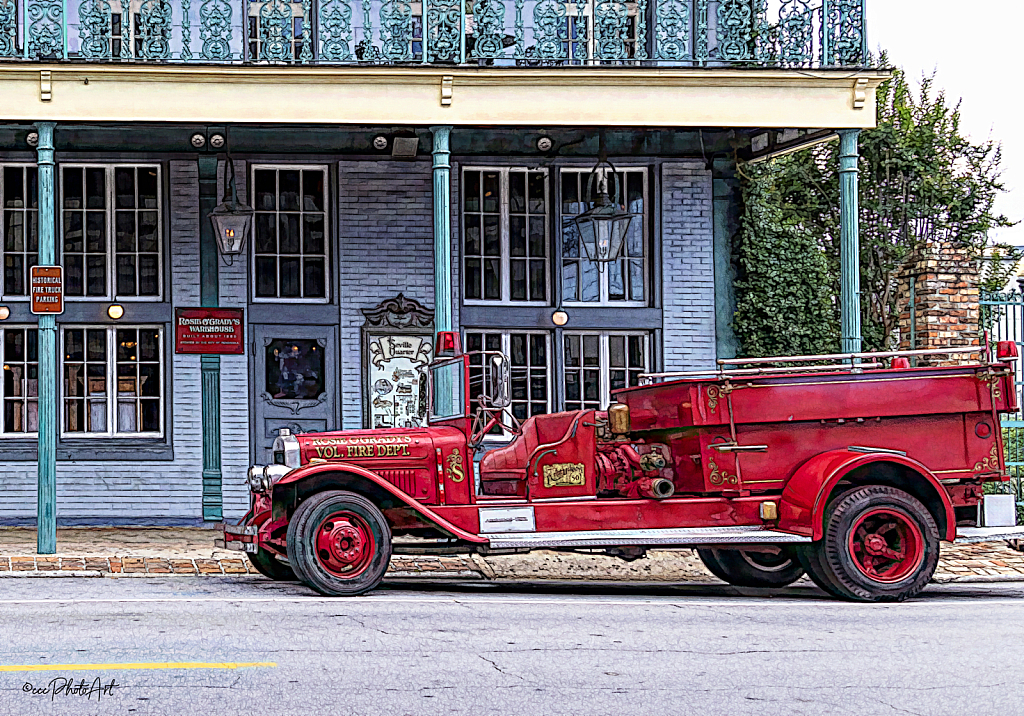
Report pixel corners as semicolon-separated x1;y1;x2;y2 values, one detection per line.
0;154;720;524
661;161;717;371
337;160;438;429
897;242;981;352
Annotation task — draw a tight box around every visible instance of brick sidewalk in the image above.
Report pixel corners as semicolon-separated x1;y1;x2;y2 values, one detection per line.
0;527;1021;583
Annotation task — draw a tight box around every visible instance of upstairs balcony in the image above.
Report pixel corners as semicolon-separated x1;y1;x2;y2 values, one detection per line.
0;0;867;68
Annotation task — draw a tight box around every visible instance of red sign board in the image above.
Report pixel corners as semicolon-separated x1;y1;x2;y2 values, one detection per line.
30;266;63;314
174;308;245;355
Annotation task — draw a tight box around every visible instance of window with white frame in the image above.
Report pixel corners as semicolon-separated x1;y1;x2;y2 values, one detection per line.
560;167;646;305
62;326;163;437
252;166;328;301
563;332;648;411
2;165;38;299
466;330;551;426
1;327;39;435
462;168;549;303
60;165;162;299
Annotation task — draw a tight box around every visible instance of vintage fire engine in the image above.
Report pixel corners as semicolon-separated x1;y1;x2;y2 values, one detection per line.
222;332;1024;602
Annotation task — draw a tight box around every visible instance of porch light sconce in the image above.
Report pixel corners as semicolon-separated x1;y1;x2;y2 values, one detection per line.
107;304;124;320
571;131;639;271
0;306;9;320
209;154;254;266
551;309;569;327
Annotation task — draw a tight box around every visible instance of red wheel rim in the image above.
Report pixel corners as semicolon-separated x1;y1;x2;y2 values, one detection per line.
847;508;925;584
313;511;376;579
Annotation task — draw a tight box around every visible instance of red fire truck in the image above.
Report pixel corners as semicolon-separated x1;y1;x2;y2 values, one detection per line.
222;332;1024;602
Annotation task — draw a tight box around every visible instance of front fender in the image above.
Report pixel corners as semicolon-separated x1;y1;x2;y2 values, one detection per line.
778;448;956;541
273;461;487;544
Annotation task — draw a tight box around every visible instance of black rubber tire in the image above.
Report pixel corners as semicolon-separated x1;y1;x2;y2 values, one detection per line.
287;490;392;597
794;543;846;598
247;547;297;581
697;547;805;588
817;485;940;602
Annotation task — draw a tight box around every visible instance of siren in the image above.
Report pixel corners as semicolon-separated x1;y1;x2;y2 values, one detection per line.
435;331;462;358
996;341;1019;361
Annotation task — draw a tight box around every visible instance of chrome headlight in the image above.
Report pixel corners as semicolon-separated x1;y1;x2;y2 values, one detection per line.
247;465;265;491
272;428;301;468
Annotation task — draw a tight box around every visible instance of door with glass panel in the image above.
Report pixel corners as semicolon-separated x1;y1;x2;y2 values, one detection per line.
251;324;338;463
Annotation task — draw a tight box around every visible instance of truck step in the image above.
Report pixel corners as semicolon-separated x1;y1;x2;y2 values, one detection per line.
481;526;812;551
954;526;1024;544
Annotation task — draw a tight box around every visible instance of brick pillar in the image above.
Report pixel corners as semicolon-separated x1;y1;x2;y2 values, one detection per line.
897;242;980;353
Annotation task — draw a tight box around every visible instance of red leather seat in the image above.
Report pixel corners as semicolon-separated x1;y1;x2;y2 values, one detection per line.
479;413;577;496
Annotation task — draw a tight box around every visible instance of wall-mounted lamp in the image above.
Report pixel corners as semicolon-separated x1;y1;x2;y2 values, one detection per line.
0;306;9;320
572;131;639;271
107;304;124;320
551;309;569;327
209;153;254;265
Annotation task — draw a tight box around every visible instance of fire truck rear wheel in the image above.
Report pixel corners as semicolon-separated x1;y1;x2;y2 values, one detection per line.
286;490;393;597
816;485;940;602
247;547;297;581
696;547;804;588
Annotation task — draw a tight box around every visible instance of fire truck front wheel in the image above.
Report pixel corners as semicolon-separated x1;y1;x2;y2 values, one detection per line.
810;485;940;602
696;547;805;588
286;490;393;597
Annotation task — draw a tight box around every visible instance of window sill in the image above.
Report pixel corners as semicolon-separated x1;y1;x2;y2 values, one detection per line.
0;439;174;462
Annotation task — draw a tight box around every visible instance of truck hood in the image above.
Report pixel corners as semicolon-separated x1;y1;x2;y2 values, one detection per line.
298;427;435;465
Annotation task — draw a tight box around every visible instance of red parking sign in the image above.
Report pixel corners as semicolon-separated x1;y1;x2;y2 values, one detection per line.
30;266;63;315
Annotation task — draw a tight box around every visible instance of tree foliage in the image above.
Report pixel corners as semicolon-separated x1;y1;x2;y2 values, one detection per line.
732;163;838;357
734;56;1016;356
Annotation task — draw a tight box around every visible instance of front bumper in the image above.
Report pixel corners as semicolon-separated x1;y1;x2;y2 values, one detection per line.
217;523;258;553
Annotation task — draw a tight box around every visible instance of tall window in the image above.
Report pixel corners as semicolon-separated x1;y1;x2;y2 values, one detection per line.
1;165;38;298
63;326;163;436
563;332;647;411
1;327;39;435
247;0;306;61
462;168;548;303
561;168;646;305
61;165;162;299
252;166;328;301
466;330;551;424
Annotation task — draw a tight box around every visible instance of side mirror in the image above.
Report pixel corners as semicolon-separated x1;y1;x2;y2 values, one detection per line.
484;353;511;409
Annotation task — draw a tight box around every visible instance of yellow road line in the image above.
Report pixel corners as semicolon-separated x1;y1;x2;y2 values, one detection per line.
0;662;276;672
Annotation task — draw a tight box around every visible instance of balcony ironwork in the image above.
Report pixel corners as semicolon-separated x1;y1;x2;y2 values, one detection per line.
0;0;866;67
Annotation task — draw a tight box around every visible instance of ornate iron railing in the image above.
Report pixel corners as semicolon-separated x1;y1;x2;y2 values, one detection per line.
0;0;866;66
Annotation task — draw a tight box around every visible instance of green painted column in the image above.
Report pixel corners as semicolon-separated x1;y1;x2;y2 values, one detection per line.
198;155;222;522
712;158;740;360
35;122;57;554
839;129;862;354
430;126;453;332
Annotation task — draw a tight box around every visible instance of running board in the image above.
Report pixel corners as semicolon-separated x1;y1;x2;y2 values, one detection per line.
482;526;812;551
954;526;1024;544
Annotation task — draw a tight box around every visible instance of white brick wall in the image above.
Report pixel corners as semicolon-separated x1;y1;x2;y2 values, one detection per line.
337;161;438;429
661;161;717;371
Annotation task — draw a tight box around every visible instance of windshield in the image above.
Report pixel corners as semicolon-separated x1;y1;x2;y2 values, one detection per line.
429;359;466;421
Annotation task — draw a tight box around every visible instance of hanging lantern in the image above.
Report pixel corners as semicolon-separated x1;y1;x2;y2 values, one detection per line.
571;137;639;268
209;155;253;259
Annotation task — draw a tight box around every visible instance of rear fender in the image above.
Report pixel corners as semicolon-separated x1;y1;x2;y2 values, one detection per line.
272;462;486;543
778;449;956;541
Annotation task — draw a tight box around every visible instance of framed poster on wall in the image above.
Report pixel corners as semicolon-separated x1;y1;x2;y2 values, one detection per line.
361;294;434;429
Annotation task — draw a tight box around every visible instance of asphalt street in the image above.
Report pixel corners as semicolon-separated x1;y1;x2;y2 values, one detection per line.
0;576;1022;716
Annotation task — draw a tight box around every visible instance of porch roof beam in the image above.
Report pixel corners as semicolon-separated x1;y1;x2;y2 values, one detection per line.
0;66;889;129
